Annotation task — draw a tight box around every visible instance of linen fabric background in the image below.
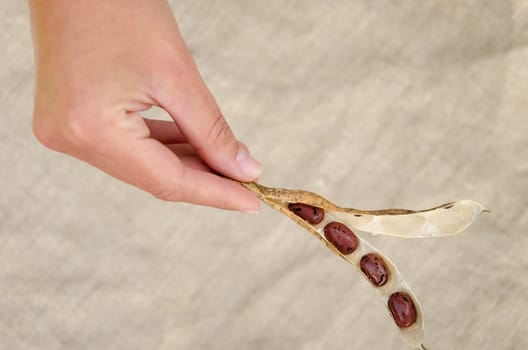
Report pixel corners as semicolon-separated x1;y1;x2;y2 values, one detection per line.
1;1;527;350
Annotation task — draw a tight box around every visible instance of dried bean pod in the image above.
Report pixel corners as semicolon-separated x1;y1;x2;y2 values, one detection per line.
243;182;488;238
240;181;486;350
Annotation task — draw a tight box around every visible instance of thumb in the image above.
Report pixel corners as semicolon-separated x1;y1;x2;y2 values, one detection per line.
183;111;262;182
160;74;262;182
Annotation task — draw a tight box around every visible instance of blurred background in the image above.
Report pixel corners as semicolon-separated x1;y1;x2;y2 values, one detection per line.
1;1;527;349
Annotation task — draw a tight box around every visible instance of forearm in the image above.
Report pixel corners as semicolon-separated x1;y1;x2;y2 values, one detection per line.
28;0;185;80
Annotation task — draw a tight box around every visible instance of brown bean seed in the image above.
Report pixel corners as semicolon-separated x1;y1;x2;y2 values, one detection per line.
323;222;359;254
288;203;325;224
360;253;389;286
388;292;417;328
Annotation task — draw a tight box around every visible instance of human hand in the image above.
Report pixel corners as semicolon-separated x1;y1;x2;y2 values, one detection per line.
28;0;261;212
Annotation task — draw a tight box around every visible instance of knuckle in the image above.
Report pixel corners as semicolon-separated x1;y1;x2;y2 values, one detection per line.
33;103;101;152
63;114;98;148
205;114;235;149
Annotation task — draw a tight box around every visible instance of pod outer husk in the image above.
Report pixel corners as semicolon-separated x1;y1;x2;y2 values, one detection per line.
241;182;488;238
241;182;428;348
240;182;488;349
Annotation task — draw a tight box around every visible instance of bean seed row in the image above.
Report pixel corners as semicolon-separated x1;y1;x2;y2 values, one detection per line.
288;203;420;332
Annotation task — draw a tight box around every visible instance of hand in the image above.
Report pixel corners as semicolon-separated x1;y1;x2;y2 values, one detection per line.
28;0;261;212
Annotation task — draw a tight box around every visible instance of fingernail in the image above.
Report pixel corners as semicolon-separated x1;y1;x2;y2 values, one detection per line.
236;143;262;179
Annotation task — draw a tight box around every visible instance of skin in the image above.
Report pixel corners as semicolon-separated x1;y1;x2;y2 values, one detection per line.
28;0;261;212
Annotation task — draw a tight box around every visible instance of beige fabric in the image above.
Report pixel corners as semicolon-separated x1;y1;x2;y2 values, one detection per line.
1;1;527;349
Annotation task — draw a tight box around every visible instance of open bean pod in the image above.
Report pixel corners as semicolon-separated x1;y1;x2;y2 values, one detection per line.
241;182;488;350
243;183;489;238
